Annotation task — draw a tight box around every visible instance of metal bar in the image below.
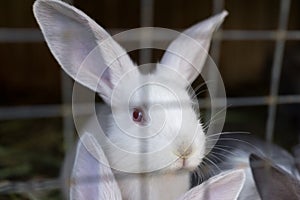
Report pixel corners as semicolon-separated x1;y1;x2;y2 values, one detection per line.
212;0;224;15
140;0;154;28
204;0;225;128
227;95;300;107
210;0;225;73
0;104;70;120
60;73;75;152
217;30;299;40
0;28;43;42
112;30;300;41
2;95;300;120
139;0;154;66
0;179;60;194
3;29;300;43
265;0;291;142
139;0;154;198
60;0;75;154
0;167;189;194
200;96;300;108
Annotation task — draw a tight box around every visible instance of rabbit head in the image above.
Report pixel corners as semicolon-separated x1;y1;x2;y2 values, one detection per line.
33;0;227;174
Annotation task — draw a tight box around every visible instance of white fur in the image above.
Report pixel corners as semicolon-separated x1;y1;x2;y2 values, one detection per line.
33;0;228;199
72;133;245;200
116;171;190;200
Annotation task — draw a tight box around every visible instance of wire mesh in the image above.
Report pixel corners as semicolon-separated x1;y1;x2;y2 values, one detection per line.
0;0;299;198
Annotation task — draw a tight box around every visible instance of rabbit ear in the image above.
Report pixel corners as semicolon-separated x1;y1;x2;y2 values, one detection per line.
159;11;227;85
70;133;122;200
250;154;300;200
178;170;245;200
33;0;136;103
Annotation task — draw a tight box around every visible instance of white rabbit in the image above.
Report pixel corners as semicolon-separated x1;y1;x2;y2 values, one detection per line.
33;0;228;199
71;133;245;200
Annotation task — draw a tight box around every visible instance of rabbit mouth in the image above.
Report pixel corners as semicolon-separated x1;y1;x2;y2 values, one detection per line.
182;158;200;171
166;157;200;172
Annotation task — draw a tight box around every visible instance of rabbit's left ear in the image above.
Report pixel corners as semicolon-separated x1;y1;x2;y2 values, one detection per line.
33;0;136;104
70;133;122;200
177;170;245;200
159;11;228;85
250;154;300;200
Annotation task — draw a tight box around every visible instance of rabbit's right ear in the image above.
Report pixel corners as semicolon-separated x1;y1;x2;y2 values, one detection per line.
250;154;300;200
178;170;245;200
70;133;122;200
33;0;136;103
158;11;228;86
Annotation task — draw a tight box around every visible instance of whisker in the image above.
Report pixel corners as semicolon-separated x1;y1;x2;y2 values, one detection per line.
206;137;265;156
193;80;215;94
203;117;224;131
212;144;234;150
207;152;226;164
202;105;229;130
197;160;215;184
191;170;199;184
201;161;218;178
206;131;250;138
203;156;221;172
210;146;238;157
205;144;232;154
193;89;208;99
193;165;205;184
209;151;233;161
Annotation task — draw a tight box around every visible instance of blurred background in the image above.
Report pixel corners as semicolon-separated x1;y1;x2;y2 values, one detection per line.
1;0;300;199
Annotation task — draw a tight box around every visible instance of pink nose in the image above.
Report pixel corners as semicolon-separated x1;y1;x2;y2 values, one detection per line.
182;158;187;167
177;145;193;158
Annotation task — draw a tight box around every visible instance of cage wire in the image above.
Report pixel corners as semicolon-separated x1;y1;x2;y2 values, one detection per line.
0;0;300;199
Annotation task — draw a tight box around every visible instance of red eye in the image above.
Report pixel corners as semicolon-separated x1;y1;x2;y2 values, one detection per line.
132;108;143;122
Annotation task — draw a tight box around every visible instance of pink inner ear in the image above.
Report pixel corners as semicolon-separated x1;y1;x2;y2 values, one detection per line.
101;68;113;89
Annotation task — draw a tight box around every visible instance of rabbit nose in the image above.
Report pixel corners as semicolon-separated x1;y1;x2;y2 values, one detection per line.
175;145;193;158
